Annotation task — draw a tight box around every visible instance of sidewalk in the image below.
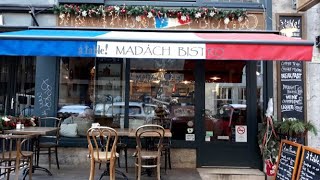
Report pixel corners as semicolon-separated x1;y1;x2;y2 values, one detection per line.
13;165;202;180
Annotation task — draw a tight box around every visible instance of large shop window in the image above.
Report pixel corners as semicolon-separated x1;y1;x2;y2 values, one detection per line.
130;59;195;140
58;58;125;138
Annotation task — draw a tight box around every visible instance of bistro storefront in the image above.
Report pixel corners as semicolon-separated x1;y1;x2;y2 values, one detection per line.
0;28;313;168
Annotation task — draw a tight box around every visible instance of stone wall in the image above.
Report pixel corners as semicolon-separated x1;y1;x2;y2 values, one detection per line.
273;0;320;147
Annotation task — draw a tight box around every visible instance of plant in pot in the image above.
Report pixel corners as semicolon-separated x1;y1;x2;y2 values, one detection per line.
275;118;317;143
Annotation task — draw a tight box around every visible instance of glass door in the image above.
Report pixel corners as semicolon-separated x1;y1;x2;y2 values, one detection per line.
198;60;253;167
0;56;36;117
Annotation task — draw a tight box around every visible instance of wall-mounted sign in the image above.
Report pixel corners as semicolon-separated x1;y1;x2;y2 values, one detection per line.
297;0;320;11
276;13;306;122
276;13;305;38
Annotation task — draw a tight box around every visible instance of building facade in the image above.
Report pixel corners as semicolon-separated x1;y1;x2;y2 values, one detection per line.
0;0;315;170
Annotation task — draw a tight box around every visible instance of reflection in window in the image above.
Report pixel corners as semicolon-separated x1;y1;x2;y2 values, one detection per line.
204;61;247;142
130;59;195;140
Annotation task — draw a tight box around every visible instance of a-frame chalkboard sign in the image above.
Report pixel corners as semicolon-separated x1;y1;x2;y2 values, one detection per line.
274;140;302;180
296;146;320;180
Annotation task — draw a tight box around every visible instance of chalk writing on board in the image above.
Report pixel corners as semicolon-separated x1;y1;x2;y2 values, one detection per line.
275;141;301;180
298;147;320;180
37;78;52;116
279;61;304;120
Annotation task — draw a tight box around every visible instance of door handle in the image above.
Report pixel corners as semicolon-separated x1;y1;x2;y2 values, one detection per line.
11;98;14;109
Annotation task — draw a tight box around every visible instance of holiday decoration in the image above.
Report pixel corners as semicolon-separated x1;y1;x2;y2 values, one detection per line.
53;4;247;27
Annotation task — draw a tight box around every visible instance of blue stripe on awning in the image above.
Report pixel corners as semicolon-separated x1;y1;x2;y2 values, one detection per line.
0;40;97;57
1;29;108;37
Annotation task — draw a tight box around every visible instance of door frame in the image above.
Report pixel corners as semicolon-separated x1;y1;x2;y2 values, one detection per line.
195;60;261;168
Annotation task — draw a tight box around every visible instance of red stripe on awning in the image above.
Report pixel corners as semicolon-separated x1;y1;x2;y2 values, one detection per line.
206;44;313;61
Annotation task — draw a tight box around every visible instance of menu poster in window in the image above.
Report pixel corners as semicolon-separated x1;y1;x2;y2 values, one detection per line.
296;146;320;180
277;61;305;121
274;140;302;180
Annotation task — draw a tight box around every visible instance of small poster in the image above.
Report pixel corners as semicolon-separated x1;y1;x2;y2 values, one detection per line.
185;134;195;141
235;125;247;142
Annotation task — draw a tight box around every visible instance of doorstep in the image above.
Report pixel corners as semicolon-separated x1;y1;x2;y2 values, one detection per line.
197;167;265;180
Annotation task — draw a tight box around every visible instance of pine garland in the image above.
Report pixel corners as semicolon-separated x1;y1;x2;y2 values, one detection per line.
53;4;247;21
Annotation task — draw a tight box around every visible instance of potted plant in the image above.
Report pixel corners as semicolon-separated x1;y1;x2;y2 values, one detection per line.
275;118;317;143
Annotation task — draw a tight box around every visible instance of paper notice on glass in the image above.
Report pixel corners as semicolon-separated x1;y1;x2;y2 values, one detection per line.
235;125;247;142
185;134;195;141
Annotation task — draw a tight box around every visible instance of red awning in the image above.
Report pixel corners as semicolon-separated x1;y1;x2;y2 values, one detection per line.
196;33;313;61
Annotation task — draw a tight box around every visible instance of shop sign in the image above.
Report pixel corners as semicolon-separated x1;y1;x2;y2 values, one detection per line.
96;41;205;59
235;125;247;142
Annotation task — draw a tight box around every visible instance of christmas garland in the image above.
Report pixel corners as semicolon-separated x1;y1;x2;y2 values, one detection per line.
53;4;247;22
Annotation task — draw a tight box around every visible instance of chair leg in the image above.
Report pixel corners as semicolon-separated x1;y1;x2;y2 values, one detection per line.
136;158;141;180
117;153;121;168
157;159;161;180
164;150;167;173
48;148;51;169
168;148;172;169
29;156;33;180
124;147;128;173
89;160;95;180
55;146;60;169
14;158;20;180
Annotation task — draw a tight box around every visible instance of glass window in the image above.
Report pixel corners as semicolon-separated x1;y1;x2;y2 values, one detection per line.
130;59;195;140
204;61;247;142
58;58;125;135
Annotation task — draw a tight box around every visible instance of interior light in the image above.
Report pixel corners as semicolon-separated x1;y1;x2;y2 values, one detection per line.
210;76;221;81
182;80;191;84
152;80;160;83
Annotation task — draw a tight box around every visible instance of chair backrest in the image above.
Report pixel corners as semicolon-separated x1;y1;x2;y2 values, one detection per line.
38;117;62;144
0;134;34;170
135;124;165;158
86;127;118;162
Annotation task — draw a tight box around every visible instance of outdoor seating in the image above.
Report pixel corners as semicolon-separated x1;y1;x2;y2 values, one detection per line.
0;134;34;180
36;117;62;169
134;124;165;180
86;126;118;180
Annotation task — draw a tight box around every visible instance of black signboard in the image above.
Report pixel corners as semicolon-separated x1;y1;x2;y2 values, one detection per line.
278;61;305;121
297;146;320;180
275;140;302;180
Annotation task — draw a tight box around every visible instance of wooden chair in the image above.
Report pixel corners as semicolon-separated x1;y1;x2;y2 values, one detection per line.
87;127;118;180
36;117;62;169
0;134;34;180
135;124;165;180
153;117;172;172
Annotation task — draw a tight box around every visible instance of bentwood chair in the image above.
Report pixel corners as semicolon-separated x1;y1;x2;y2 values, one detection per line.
87;127;118;180
36;117;62;169
135;124;165;180
0;134;34;180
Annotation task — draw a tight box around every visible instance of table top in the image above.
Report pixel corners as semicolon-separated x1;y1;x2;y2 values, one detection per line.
3;126;59;135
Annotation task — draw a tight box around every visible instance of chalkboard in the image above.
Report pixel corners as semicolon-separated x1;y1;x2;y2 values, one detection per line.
296;146;320;180
278;61;305;121
274;140;302;180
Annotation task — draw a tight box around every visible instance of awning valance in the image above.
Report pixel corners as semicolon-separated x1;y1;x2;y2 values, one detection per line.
0;29;314;61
